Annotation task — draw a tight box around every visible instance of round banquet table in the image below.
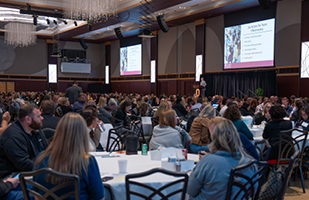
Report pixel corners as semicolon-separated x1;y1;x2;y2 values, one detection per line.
90;151;199;200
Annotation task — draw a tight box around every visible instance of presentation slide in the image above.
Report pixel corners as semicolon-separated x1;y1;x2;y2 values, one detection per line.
224;18;275;69
120;44;142;75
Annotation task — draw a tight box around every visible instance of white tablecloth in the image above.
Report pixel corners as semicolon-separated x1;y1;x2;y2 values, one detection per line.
94;152;198;200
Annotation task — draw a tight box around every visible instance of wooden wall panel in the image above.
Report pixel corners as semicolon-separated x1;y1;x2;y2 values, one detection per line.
299;78;309;97
277;75;299;98
0;82;6;93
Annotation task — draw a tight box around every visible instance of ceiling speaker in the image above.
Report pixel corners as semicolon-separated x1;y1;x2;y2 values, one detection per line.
258;0;271;9
156;15;169;33
79;38;88;50
114;27;124;41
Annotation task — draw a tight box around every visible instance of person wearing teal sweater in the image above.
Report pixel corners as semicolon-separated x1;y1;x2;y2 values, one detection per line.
223;104;253;140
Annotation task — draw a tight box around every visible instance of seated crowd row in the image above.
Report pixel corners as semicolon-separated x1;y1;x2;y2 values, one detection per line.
0;90;304;199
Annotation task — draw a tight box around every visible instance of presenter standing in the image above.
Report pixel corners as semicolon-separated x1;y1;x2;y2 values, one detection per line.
200;77;207;98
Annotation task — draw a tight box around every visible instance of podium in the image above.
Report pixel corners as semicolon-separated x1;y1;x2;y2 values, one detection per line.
193;85;205;97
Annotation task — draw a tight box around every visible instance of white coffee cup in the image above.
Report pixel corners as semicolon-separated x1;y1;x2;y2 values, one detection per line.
118;159;128;173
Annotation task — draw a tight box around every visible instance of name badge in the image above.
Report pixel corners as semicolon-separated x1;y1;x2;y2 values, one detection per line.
302;122;308;127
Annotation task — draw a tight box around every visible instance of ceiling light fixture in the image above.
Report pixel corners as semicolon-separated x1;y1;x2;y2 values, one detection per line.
33;15;37;25
46;19;50;24
53;20;57;25
64;0;118;22
5;22;36;47
74;21;78;26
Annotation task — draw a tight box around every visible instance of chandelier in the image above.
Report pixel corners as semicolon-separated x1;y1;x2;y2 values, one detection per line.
64;0;118;22
4;22;36;47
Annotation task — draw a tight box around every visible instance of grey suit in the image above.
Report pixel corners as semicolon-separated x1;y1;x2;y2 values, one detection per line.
65;85;83;105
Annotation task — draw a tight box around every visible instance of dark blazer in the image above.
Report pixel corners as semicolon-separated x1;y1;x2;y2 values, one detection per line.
0;120;49;178
65;85;83;105
41;113;61;139
172;103;188;117
263;119;292;160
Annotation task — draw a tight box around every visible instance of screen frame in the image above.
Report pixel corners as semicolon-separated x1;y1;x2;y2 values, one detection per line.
223;18;276;71
119;44;143;76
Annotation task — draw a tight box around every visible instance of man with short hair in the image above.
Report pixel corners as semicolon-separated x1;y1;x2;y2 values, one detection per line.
65;80;83;105
200;77;206;98
72;93;87;112
40;100;61;140
0;104;48;178
281;97;292;117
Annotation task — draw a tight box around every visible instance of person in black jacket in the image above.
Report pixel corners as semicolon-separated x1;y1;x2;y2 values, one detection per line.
115;100;131;127
40;100;61;140
0;104;49;179
172;96;188;118
263;105;293;160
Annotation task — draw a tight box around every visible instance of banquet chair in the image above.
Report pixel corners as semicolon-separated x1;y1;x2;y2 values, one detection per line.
110;118;124;128
225;160;269;200
106;126;132;152
131;120;152;147
276;129;308;193
277;150;299;200
254;139;271;161
41;128;56;143
19;168;80;200
125;168;188;200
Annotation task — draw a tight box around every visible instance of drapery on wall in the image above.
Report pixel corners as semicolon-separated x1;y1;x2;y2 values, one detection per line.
201;70;277;98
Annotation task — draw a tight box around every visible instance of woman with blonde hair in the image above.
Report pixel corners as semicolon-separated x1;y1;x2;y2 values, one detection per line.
187;119;255;199
97;96;107;108
34;112;105;200
188;104;216;153
150;109;191;150
153;101;170;118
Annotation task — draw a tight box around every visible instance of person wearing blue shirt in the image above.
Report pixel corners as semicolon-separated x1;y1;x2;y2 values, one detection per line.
34;113;104;200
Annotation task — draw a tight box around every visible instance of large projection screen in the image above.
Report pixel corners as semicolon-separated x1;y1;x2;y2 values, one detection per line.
120;44;142;76
224;18;275;69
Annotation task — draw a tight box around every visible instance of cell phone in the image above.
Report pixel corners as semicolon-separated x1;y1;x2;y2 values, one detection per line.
13;173;20;178
101;176;113;182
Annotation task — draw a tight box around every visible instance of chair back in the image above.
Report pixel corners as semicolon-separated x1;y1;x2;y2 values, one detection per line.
254;139;272;161
188;108;200;117
277;129;308;168
125;168;188;200
225;160;269;200
277;150;299;200
19;168;80;200
106;126;132;152
110;118;124;127
152;116;159;128
41;128;56;143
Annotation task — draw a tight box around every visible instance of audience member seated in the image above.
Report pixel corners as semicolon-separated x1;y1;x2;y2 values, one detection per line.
290;99;303;122
0;104;49;178
255;97;269;113
295;106;309;131
84;100;110;124
72;93;88;112
97;97;113;121
239;102;254;117
255;102;272;125
80;107;103;152
151;96;159;107
263;105;293;160
250;99;258;114
150;109;190;150
115;100;131;127
190;97;202;111
223;105;253;140
131;97;143;117
209;117;259;160
172;96;188;118
188;105;216;153
187;119;256;199
219;98;233;116
40;100;61;140
0;112;10;136
105;98;118;116
34;113;105;200
55;97;73;117
281;97;293;117
153;101;170;118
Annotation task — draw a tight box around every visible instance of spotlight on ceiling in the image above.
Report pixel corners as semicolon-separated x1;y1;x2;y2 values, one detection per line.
88;23;92;31
63;20;68;25
53;20;57;25
46;19;50;24
74;21;78;26
33;15;37;25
